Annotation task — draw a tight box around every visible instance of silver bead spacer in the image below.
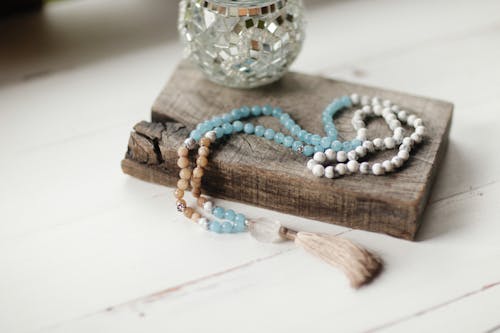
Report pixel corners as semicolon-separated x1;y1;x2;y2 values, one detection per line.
184;137;196;150
176;201;186;212
296;145;304;154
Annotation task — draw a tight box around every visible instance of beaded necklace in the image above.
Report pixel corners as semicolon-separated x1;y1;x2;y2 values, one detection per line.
173;93;425;288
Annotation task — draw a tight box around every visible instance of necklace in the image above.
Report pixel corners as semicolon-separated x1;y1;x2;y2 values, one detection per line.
172;93;425;288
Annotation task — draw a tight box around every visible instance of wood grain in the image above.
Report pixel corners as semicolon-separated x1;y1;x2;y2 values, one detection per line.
121;60;453;240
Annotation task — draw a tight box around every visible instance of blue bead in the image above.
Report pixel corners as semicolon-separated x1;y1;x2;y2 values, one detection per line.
291;124;301;136
279;113;291;124
311;134;321;146
264;128;276;140
251;105;262;116
190;129;202;141
222;123;233;135
303;145;314;156
274;132;285;144
231;108;241;120
331;140;342;151
215;127;224;138
224;209;236;221
233;120;243;132
320;136;332;149
272;107;283;117
254;125;265;137
351;139;362;147
233;219;246;232
284;119;295;129
341;95;352;107
221;221;233;233
212;206;225;218
314;145;324;153
240;106;250;118
342;142;352;151
292;141;303;151
326;128;338;138
243;123;255;134
298;130;308;141
200;122;211;133
262;104;273;116
222;113;234;123
305;133;313;144
209;220;222;233
212;116;223;127
235;213;246;224
283;136;294;147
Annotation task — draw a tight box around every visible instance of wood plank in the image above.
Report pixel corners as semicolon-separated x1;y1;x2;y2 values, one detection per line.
122;61;453;240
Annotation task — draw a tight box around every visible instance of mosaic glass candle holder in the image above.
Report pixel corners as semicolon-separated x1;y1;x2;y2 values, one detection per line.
178;0;305;88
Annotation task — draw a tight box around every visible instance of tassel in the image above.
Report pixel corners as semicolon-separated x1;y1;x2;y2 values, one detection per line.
280;227;382;288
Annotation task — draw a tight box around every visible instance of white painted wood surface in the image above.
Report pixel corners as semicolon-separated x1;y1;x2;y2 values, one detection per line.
1;0;499;332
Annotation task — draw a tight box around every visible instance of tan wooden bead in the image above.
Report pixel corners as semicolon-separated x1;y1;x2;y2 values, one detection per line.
183;207;194;218
177;179;189;190
193;167;204;178
179;167;192;180
191;212;201;221
177;146;189;157
197;196;208;207
174;188;184;199
198;146;210;157
177;157;190;169
192;188;201;198
191;177;201;186
199;137;211;147
196;156;208;167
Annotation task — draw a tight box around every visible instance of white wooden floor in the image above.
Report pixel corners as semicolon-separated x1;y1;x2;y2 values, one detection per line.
1;0;499;332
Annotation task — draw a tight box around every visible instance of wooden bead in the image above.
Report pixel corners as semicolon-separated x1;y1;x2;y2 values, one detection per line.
179;167;192;180
174;188;184;199
196;156;208;167
177;146;189;157
193;167;204;178
177;179;189;190
190;180;201;189
191;212;201;221
197;196;208;207
198;146;210;157
183;207;194;218
199;137;211;147
192;188;201;198
177;157;190;169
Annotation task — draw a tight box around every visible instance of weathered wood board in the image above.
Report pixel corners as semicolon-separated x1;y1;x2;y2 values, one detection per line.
121;61;453;240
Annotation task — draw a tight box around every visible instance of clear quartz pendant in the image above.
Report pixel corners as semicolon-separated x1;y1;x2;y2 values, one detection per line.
248;218;286;243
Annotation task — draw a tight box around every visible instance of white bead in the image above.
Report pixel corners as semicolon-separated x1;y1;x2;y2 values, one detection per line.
371;97;381;105
313;151;326;163
325;149;336;161
393;132;404;144
373;105;383;116
198;218;209;229
383;99;392;107
382;160;394;172
347;160;359;173
415;126;426;136
312;164;325;177
394;127;405;136
357;128;368;141
398;149;410;161
204;131;217;143
407;114;417;126
350;93;360;105
184;138;196;150
360;162;370;174
363;140;375;153
335;163;347;175
353;120;365;130
336;150;347;162
411;133;422;143
384;137;396;149
347;150;358;161
203;201;213;213
361;95;370;106
391;156;404;168
391;105;400;112
355;145;367;157
402;137;414;147
389;120;401;130
325;166;335;179
382;107;393;117
397;110;408;122
399;143;412;152
372;163;385;175
307;159;318;170
414;118;423;127
362;105;371;114
373;138;384;150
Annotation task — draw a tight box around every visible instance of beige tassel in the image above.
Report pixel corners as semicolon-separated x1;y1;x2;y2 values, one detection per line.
280;227;382;288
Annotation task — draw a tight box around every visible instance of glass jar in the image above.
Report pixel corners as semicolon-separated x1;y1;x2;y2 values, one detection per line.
178;0;305;88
